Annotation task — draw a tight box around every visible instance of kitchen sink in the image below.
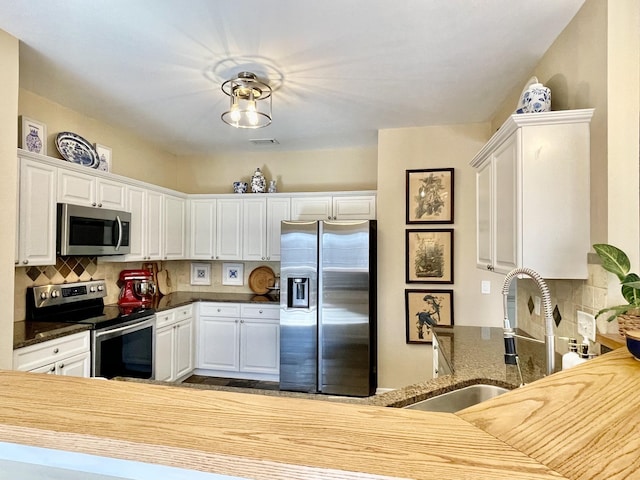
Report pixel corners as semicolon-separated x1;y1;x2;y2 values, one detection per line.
403;384;510;413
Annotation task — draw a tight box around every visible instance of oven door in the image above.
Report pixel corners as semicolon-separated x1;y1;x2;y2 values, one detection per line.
92;317;155;379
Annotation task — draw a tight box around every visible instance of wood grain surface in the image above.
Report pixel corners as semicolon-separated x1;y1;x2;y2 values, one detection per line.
0;370;565;480
458;347;640;480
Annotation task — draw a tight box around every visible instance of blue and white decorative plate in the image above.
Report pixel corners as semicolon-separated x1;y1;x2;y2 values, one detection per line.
55;132;99;168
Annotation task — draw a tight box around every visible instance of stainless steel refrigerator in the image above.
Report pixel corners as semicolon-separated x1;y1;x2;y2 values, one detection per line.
279;220;377;397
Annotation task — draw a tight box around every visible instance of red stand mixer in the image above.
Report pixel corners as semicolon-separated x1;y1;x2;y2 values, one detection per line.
118;269;157;309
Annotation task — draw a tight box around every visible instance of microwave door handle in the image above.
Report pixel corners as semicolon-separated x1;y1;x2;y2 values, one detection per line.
115;215;123;251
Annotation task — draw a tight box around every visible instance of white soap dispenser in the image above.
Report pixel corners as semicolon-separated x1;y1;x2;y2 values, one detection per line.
562;338;581;370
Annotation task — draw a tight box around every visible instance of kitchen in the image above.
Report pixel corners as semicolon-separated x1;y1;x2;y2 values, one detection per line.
0;0;639;478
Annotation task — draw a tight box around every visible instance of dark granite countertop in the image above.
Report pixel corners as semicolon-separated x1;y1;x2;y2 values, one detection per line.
13;321;91;350
153;291;278;312
367;325;552;407
14;292;278;350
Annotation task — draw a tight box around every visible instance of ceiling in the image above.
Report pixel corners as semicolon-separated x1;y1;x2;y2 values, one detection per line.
0;0;585;156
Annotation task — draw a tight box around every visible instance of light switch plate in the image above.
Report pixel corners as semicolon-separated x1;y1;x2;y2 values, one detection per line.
481;280;491;294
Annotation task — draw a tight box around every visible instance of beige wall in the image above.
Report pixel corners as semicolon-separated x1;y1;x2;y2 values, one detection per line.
376;123;504;389
492;0;609;245
19;89;180;190
175;147;378;194
0;30;19;368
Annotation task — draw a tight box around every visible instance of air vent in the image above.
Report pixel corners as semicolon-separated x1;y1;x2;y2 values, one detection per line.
249;138;279;146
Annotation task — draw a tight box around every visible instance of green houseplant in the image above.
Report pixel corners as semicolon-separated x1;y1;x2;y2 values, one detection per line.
593;244;640;333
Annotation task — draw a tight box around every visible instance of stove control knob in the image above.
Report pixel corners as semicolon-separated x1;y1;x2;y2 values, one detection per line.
51;291;59;298
90;286;97;293
39;292;48;300
97;285;104;291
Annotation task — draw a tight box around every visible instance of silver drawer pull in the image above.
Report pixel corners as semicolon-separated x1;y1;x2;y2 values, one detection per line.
53;348;59;354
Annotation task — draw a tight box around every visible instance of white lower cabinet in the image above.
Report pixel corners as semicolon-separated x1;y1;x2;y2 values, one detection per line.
155;305;194;382
13;331;91;377
197;302;279;380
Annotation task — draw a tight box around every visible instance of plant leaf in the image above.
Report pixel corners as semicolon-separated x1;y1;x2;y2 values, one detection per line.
593;244;630;281
596;304;638;321
621;273;640;304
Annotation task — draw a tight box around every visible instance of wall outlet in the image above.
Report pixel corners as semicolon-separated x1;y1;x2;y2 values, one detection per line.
577;311;596;342
481;280;491;294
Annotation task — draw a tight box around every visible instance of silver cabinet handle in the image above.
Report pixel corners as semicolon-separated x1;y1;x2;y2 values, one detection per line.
53;348;59;354
59;363;64;369
92;202;97;207
22;260;28;264
98;203;102;207
259;309;263;314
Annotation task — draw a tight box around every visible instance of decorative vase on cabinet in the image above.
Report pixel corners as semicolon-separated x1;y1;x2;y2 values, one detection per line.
251;168;266;193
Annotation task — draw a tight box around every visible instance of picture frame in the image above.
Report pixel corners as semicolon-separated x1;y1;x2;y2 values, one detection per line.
406;229;453;284
405;289;454;344
190;262;211;286
222;262;244;286
94;143;112;172
19;116;47;156
406;168;454;224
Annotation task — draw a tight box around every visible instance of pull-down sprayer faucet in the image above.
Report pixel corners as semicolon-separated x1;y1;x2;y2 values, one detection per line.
502;267;556;380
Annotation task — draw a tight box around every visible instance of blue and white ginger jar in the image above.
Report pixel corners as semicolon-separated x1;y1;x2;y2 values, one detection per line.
251;168;266;193
517;83;551;114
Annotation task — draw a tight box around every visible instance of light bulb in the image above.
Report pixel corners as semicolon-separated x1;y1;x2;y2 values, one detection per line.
246;100;259;126
229;104;241;122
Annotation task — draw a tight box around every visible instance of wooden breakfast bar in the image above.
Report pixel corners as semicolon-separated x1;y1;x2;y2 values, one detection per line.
0;347;637;479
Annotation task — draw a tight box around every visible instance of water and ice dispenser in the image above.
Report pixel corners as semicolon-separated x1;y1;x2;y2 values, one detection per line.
287;277;309;308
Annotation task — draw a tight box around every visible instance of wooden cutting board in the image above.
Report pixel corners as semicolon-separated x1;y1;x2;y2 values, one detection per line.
157;269;171;295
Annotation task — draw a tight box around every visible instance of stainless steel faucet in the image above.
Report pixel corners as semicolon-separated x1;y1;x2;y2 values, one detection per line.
502;267;556;378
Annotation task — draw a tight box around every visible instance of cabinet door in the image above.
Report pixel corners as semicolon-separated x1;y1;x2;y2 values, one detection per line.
492;135;518;274
124;186;146;261
57;351;91;377
18;158;57;266
96;178;127;210
216;199;242;260
266;197;290;261
291;196;332;220
155;324;175;382
332;195;376;220
475;159;492;269
175;318;194;380
146;189;164;260
164;194;186;260
243;197;267;261
198;317;240;371
189;199;216;259
240;319;279;374
58;169;95;206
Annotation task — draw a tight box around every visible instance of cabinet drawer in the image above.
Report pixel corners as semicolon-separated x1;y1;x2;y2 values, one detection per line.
199;303;241;317
175;305;193;320
13;331;90;372
155;310;176;328
241;304;279;320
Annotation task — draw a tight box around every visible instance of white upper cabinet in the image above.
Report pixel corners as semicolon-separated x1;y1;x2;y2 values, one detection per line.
58;169;126;210
189;198;217;260
163;194;186;260
243;197;267;261
470;109;594;279
216;198;243;260
265;197;291;261
17;157;57;266
120;185;163;262
291;194;376;220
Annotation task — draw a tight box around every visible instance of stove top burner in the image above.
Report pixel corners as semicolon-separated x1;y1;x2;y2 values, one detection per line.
26;280;155;329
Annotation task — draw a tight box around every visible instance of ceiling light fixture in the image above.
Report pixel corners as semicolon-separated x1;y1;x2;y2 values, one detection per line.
221;72;272;129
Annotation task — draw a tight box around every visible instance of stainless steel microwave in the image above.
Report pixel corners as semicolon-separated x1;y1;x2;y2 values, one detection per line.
56;203;131;256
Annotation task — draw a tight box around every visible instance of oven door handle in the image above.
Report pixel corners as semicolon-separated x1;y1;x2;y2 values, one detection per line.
115;215;123;251
95;321;151;338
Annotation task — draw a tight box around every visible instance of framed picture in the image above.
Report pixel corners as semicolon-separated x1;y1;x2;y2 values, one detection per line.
95;143;112;172
19;116;47;156
405;289;454;344
222;262;244;286
406;229;453;284
406;168;454;224
190;262;211;286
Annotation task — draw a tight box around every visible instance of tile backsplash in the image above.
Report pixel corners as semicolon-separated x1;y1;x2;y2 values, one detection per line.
14;258;279;322
516;257;610;354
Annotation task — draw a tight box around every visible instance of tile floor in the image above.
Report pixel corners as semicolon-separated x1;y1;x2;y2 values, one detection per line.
182;375;280;391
